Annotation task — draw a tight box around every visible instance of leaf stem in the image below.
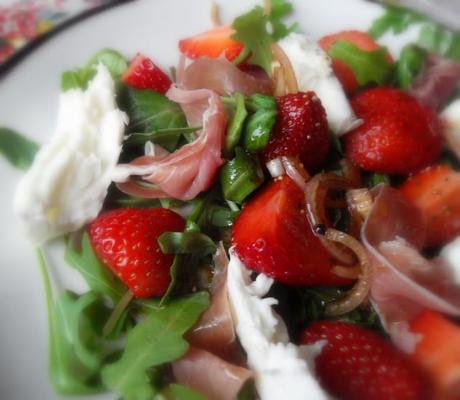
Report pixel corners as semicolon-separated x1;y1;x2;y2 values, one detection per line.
102;290;134;337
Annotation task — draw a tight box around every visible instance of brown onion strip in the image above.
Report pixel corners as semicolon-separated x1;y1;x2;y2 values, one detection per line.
271;43;298;95
324;229;371;316
305;173;355;265
340;158;362;187
210;0;221;27
281;156;310;191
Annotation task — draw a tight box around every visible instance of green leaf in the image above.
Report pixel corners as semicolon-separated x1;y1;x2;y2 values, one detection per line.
363;172;390;188
245;93;276;112
330;132;343;155
158;232;217;258
61;70;84;91
243;108;276;152
446;32;460;60
159;384;206;400
60;49;127;92
396;45;427;90
368;6;427;39
158;255;182;307
203;205;239;228
232;6;273;76
328;40;393;86
101;292;209;400
0;127;39;170
225;92;248;156
269;0;298;41
65;233;125;303
417;23;450;53
220;147;264;203
126;126;201;147
123;88;188;152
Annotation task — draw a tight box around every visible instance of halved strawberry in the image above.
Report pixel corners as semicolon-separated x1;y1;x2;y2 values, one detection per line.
344;87;443;174
122;53;172;94
179;26;244;61
261;92;330;171
301;321;430;400
231;176;350;286
88;208;185;298
410;310;460;400
399;165;460;247
319;30;393;93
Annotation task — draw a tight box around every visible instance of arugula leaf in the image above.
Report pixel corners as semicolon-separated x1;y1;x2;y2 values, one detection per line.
363;172;390;188
396;45;427;90
158;232;217;258
37;249;120;395
65;233;125;303
328;40;393;86
60;49;127;91
232;6;273;75
225;92;248;156
126;126;200;147
418;23;451;54
0;127;39;170
123;88;188;152
269;0;298;41
446;32;460;60
159;384;206;400
101;292;209;400
368;6;427;39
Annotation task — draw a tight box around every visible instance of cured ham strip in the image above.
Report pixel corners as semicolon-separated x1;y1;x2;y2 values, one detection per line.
186;244;241;363
115;86;227;200
172;346;253;400
362;185;460;352
180;57;271;95
410;54;460;111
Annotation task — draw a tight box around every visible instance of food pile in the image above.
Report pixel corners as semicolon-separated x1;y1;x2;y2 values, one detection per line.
8;1;460;399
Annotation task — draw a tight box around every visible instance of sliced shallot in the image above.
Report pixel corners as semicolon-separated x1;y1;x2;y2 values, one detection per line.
324;228;371;316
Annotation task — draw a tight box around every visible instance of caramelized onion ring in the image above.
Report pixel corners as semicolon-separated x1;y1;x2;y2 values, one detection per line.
271;43;298;95
281;156;310;191
324;229;371;316
340;158;362;187
305;173;355;265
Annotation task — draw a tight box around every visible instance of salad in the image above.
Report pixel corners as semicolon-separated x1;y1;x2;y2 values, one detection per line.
3;0;460;399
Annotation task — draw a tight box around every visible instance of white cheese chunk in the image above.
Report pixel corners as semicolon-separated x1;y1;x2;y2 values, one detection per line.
227;251;331;400
14;65;127;243
441;237;460;285
278;33;358;135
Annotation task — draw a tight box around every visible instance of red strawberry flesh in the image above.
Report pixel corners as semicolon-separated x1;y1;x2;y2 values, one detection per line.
89;208;185;298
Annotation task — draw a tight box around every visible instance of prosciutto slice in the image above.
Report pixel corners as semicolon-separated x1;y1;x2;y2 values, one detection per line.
186;244;241;362
410;54;460;111
362;185;460;352
172;347;253;400
115;86;227;201
181;57;271;96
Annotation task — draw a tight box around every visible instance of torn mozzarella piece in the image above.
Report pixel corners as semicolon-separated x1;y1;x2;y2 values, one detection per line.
441;99;460;159
227;251;331;400
277;33;358;134
441;237;460;285
14;65;127;243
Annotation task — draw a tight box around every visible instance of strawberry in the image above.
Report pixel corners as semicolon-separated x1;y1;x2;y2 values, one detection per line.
88;208;185;298
344;87;443;174
231;176;349;286
300;321;430;400
261;92;330;170
410;310;460;400
319;30;393;93
122;53;172;94
399;165;460;247
179;26;244;61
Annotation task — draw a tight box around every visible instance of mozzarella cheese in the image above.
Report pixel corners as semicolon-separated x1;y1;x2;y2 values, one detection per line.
278;33;358;135
14;65;127;243
441;237;460;285
226;251;331;400
442;99;460;150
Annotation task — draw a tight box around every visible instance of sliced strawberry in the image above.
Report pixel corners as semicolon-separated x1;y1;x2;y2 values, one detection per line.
261;92;330;171
344;87;443;174
410;310;460;400
122;53;172;94
179;26;244;62
301;321;430;400
399;165;460;247
88;208;185;298
231;176;349;286
319;30;393;93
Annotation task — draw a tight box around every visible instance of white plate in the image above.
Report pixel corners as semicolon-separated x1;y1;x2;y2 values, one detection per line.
0;0;413;398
